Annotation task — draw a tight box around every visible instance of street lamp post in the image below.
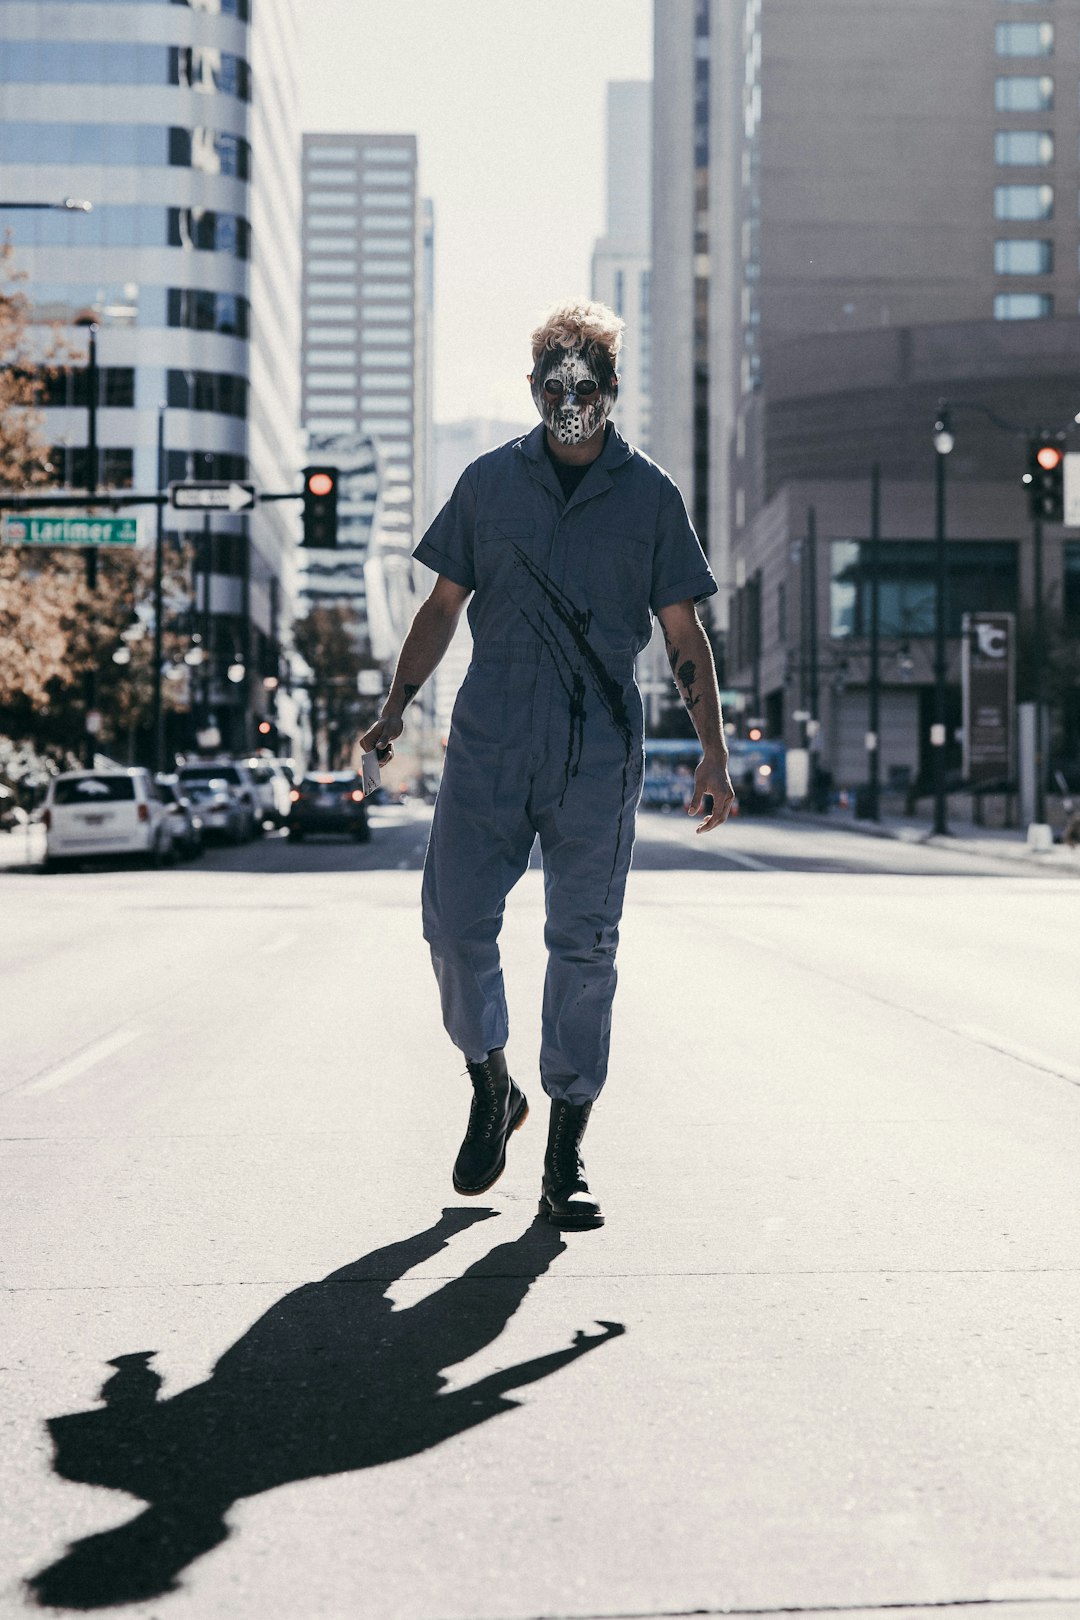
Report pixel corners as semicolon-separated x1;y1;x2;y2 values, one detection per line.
866;463;882;821
932;409;954;838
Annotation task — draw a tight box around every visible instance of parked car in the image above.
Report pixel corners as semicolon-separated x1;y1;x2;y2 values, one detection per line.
0;784;28;831
176;761;258;841
155;775;204;860
239;756;293;829
42;768;174;870
287;772;371;842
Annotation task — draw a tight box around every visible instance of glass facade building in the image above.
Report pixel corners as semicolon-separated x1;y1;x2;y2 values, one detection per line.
0;0;301;753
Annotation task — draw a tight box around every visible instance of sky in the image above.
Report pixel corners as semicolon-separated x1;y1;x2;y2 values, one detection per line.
299;1;653;425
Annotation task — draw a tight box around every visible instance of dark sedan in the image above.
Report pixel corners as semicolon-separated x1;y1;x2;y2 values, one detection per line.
287;772;371;842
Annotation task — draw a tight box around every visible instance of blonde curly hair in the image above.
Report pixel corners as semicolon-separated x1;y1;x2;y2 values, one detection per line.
530;299;624;374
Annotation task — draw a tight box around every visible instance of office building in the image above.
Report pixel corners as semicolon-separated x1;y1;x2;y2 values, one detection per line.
300;132;433;641
653;0;1080;790
591;80;652;452
0;0;303;755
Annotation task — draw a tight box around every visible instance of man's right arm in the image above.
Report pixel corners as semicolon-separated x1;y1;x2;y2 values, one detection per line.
359;574;471;762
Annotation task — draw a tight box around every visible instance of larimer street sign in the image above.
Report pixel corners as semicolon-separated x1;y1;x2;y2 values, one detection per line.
1;515;139;546
169;481;256;512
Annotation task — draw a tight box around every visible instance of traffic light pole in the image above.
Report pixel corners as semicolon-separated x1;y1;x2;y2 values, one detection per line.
1033;514;1045;826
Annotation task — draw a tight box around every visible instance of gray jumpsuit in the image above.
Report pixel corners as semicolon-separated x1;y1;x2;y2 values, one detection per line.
414;424;716;1105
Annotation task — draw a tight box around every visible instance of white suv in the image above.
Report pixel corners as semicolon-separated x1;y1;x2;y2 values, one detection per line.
176;760;259;840
239;757;293;829
43;768;174;870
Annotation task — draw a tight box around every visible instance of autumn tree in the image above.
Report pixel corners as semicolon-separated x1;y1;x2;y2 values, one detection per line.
1;240;193;765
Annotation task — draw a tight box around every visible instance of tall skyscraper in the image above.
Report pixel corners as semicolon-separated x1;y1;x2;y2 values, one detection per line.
0;0;302;755
591;80;652;452
653;0;1080;788
300;133;433;634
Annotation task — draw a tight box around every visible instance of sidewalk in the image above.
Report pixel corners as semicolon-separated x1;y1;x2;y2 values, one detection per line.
779;802;1080;875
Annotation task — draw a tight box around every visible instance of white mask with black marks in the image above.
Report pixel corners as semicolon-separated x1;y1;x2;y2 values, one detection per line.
531;346;617;447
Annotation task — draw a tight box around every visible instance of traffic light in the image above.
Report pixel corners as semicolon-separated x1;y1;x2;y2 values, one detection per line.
1025;439;1064;523
302;465;339;548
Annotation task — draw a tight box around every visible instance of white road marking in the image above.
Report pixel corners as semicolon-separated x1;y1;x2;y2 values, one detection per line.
954;1023;1080;1088
17;1027;142;1098
718;847;773;872
259;931;298;955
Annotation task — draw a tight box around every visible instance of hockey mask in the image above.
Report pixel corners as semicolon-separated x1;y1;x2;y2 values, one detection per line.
531;345;617;447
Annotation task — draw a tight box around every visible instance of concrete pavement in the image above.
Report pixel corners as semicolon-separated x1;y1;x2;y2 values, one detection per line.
2;808;1079;1619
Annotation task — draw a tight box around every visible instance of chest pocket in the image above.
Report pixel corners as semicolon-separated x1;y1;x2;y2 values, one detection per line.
585;531;652;635
475;519;537;606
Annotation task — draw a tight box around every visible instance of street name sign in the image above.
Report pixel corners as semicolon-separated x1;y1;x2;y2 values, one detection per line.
1;514;139;547
169;481;256;513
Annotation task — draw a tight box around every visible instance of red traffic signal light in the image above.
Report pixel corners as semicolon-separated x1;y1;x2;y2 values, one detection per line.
301;465;339;548
258;720;272;736
1027;439;1065;523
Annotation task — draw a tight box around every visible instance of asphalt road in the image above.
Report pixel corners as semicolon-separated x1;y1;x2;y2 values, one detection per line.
2;807;1079;1620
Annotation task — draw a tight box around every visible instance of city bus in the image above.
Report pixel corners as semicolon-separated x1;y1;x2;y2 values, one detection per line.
642;736;787;813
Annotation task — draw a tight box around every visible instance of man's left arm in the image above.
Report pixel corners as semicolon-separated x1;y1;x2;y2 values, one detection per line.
656;599;736;833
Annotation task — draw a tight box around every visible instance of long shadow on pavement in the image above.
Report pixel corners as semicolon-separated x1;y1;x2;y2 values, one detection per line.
28;1208;622;1610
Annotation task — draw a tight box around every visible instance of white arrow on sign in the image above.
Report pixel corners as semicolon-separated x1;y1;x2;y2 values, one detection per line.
169;481;256;513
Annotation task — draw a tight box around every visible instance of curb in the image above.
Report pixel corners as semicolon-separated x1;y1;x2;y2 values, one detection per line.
775;809;1080;877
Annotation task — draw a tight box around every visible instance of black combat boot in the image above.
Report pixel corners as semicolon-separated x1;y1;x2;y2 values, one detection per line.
539;1099;604;1228
452;1048;529;1196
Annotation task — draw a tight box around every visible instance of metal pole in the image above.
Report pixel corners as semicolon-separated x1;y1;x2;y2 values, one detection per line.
867;463;882;820
1033;515;1045;825
806;506;819;805
152;407;166;772
933;443;950;836
201;512;212;725
83;325;99;763
84;324;98;586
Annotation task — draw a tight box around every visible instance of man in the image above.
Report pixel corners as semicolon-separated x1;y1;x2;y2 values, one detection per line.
361;300;734;1229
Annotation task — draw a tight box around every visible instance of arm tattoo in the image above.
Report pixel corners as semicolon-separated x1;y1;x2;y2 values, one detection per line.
402;683;420;708
663;631;701;710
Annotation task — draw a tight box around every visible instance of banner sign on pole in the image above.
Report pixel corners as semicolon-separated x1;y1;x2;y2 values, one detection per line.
962;611;1015;784
1064;452;1080;529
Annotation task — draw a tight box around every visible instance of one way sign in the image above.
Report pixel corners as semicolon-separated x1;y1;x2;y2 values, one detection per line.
169;481;257;513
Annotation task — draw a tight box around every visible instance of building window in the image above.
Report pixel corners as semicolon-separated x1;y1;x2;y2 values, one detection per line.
995;292;1053;318
307;235;358;252
168;207;251;257
994;183;1053;219
831;541;1018;639
307;167;358;185
995;130;1054;165
995;238;1053;273
307;145;357;163
612;269;625;315
308;280;358;298
40;367;135;408
362;238;412;255
306;351;357;369
56;446;134;489
364;214;415;230
306;325;357;343
166;369;249;418
308;191;356;209
995;22;1054;55
169;46;252;100
167;288;249;336
995;75;1054;110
